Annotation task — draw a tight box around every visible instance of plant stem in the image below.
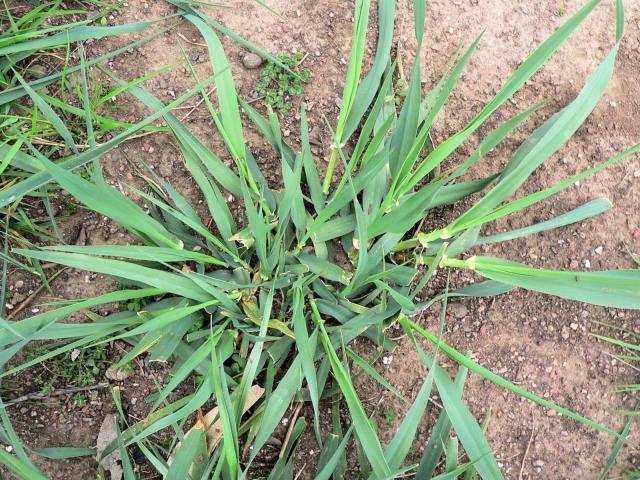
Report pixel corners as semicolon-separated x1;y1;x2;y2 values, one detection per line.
322;147;338;195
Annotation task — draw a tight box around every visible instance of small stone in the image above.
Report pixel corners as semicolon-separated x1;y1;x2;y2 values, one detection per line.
448;303;468;319
28;64;48;79
634;170;640;178
561;326;570;340
242;53;263;69
533;460;545;467
105;365;134;381
382;355;393;365
584;259;591;269
97;414;122;480
594;246;603;255
14;280;24;289
570;322;579;330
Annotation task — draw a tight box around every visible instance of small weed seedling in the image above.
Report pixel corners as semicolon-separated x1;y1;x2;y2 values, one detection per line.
25;343;109;394
257;51;309;114
383;410;396;424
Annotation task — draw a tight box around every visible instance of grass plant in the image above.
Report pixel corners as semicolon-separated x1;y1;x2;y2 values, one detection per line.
0;0;639;478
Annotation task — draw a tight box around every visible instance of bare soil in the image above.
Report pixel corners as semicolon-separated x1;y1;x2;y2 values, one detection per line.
3;0;640;479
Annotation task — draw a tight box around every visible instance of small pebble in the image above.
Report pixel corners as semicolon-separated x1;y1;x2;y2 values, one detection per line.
448;303;468;319
594;246;603;255
584;259;591;269
105;366;133;381
14;280;24;289
242;53;263;69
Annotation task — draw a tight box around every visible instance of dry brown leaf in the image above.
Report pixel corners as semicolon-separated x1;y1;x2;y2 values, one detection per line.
166;384;264;473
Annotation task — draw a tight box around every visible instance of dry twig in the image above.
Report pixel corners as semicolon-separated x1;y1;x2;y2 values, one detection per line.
6;382;109;406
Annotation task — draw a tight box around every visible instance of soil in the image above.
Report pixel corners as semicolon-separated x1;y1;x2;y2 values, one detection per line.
2;0;640;479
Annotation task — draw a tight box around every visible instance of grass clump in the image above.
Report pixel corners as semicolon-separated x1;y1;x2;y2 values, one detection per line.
0;0;639;478
257;51;309;114
593;317;640;480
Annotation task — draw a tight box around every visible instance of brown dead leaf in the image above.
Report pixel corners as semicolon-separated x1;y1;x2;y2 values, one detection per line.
166;384;264;473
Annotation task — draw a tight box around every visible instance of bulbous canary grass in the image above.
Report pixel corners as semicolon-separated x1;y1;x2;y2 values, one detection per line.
1;0;639;478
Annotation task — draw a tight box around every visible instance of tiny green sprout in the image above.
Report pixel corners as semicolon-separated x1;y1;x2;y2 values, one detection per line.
73;393;86;407
41;381;55;396
383;410;396;424
394;78;408;105
257;51;310;114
